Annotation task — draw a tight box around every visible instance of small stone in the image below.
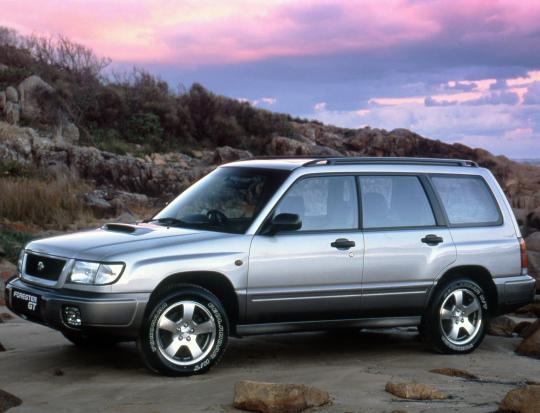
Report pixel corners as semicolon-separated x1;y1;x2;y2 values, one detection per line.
499;385;540;413
233;380;329;413
385;382;447;400
0;342;5;352
53;368;64;376
0;389;22;411
430;367;478;380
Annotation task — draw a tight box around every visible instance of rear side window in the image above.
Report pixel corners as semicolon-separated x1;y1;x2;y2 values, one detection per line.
431;175;501;225
359;176;436;229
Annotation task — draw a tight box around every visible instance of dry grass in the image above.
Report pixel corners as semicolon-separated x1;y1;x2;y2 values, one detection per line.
0;121;25;142
0;170;96;230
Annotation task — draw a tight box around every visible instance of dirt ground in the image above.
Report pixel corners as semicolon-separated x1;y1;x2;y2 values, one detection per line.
1;305;539;413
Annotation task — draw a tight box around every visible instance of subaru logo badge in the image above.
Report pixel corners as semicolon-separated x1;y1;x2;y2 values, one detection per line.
37;261;45;272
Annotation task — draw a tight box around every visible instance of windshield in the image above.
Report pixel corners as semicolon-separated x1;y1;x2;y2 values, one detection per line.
152;166;290;233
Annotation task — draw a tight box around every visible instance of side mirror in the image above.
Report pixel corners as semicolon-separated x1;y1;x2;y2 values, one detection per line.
270;213;302;233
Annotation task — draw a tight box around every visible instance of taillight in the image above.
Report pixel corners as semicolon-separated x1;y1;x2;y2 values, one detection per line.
519;237;528;269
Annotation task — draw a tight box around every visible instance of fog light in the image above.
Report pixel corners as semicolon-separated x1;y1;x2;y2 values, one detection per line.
63;306;82;327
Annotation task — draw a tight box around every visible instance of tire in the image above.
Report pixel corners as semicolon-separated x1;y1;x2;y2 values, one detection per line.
420;279;489;354
137;284;229;376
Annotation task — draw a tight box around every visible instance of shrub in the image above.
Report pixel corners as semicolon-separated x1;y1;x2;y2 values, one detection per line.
124;112;163;144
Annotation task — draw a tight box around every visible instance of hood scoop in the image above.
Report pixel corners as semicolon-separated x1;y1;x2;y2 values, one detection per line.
103;223;145;234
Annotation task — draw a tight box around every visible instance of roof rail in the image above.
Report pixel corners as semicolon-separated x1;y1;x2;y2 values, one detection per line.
304;157;478;167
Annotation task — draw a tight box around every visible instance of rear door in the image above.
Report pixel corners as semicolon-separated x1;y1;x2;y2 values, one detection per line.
359;175;457;317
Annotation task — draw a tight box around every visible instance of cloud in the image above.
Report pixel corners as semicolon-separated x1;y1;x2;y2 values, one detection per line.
262;98;277;105
522;82;540;105
464;91;520;106
315;102;326;110
424;97;457;107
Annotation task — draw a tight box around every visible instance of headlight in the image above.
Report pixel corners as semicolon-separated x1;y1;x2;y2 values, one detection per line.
68;261;125;285
17;250;25;277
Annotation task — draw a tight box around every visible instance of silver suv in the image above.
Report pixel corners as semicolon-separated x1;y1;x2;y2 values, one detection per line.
5;157;535;376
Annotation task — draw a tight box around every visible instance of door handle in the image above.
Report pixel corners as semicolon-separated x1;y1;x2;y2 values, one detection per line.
421;234;444;245
331;238;356;250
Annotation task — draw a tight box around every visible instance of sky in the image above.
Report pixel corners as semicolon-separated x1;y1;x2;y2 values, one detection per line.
2;0;540;159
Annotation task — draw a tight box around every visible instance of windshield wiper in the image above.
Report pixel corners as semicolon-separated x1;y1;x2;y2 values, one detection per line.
144;217;188;227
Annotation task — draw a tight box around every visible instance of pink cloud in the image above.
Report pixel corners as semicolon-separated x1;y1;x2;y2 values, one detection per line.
2;0;540;67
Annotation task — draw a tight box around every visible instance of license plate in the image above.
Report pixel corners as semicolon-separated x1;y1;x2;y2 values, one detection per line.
12;289;41;316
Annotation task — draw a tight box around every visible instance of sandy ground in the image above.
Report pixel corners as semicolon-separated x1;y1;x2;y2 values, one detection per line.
1;305;539;413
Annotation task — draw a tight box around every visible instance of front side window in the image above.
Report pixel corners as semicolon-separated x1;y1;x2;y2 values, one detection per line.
431;175;501;225
153;167;289;233
276;176;358;231
360;175;436;229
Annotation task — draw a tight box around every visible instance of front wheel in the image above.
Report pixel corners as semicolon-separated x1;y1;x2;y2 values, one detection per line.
137;284;229;376
420;279;489;354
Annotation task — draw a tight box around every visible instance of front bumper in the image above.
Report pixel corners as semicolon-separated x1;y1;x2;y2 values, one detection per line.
493;275;536;315
5;278;149;341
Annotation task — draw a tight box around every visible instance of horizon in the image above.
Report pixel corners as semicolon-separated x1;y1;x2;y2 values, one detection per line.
2;0;540;159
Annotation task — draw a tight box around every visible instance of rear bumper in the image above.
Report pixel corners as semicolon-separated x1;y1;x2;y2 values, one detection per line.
5;278;149;341
493;275;536;315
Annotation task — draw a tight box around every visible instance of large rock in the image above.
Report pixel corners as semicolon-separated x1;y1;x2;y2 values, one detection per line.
528;208;540;231
488;315;516;337
55;120;79;145
5;86;18;103
213;146;253;165
515;319;540;356
3;101;19;125
526;232;540;253
385;382;447;400
527;251;540;292
17;75;54;121
233;380;329;413
514;208;527;226
499;385;540;413
0;389;23;411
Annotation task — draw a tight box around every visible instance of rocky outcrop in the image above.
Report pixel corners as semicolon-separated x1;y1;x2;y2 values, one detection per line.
499;385;540;413
233;380;329;413
385;382;447;400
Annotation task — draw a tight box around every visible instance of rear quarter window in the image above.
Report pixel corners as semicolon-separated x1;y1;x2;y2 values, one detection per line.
430;174;502;226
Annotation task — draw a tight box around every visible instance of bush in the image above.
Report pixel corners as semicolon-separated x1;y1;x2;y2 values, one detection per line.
124;112;163;144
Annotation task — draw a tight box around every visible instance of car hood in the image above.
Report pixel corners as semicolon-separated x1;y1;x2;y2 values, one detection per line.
25;223;234;261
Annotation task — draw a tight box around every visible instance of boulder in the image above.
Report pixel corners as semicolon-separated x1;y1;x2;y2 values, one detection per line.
0;389;22;411
488;315;516;337
115;212;136;223
516;321;534;338
514;208;527;226
514;299;540;317
5;86;18;103
233;380;329;413
429;368;478;380
55;120;79;145
529;208;540;231
213;146;253;165
526;251;540;292
515;319;540;356
17;75;53;121
526;232;540;253
385;382;447;400
82;193;113;218
499;385;540;413
4;101;19;124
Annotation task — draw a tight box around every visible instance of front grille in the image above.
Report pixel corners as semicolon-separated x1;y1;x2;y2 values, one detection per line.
25;253;67;281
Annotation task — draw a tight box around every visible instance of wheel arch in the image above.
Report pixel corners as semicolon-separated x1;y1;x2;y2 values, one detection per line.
149;271;240;332
427;266;498;315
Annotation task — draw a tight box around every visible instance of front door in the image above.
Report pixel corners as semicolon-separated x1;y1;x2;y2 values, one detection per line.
247;175;364;324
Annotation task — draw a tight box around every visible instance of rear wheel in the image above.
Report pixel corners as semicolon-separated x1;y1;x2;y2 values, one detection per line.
137;284;229;376
420;279;488;354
